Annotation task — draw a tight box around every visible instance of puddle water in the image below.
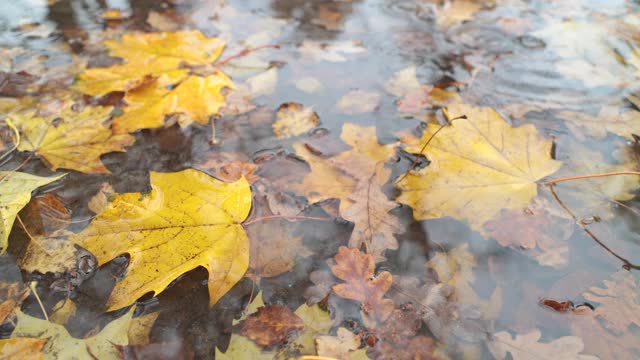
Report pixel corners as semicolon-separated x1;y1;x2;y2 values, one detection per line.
1;0;639;359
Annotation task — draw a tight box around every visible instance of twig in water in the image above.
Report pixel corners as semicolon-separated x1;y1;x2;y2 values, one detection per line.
0;118;20;163
29;281;49;321
544;171;640;185
548;185;640;270
213;44;280;67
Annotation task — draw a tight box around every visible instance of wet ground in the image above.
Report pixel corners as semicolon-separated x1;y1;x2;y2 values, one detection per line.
1;0;640;359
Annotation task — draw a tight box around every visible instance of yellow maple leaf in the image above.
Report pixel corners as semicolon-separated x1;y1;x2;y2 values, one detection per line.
112;74;232;134
11;106;134;173
73;30;233;133
397;103;562;232
70;169;251;311
74;31;226;96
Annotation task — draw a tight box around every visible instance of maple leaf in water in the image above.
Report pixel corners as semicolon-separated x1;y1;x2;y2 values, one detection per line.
329;246;394;323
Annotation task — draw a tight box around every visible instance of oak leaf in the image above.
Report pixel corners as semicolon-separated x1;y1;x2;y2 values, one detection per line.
0;172;64;254
330;246;394;322
11;308;134;360
316;327;361;359
582;271;640;333
239;305;305;348
11;106;134;173
488;330;598;360
70;169;251;311
397;103;562;232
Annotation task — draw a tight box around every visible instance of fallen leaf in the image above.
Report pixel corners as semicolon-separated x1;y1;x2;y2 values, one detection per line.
273;103;320;139
88;183;115;214
290;303;333;355
11;105;134;173
239;305;305;348
397;103;562;232
304;270;336;305
330;246;394;322
146;11;180;32
384;66;422;98
18;237;78;275
294;123;396;211
311;4;343;31
0;172;64;254
488;329;598;360
295;77;324;94
336;90;381;115
341;165;401;261
70;169;251;311
582;271;640;333
483;204;574;268
20;194;70;237
396;86;461;113
116;342;194;360
435;0;483;28
128;312;160;345
112;74;232;133
558;108;640;141
0;338;47;360
0;282;29;323
11;308;134;359
316;327;361;359
74;31;233;133
195;152;258;184
299;40;367;63
75;30;226;96
246;67;279;98
216;335;274;360
570;313;640;360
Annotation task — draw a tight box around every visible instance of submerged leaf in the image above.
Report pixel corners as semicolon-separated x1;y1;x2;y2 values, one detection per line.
489;330;598;360
0;172;65;254
71;169;251;311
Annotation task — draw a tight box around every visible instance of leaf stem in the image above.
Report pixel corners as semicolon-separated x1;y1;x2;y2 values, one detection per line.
214;44;281;67
243;214;330;226
543;171;640;185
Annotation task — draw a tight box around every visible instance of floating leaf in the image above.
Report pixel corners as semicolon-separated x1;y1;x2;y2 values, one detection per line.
397;103;562;232
582;271;640;333
11;106;134;173
239;305;305;348
70;169;251;311
0;172;64;254
0;338;47;360
272;103;320;139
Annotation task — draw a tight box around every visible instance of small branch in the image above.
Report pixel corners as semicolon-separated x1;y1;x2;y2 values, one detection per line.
214;44;280;67
544;171;640;185
548;185;640;271
395;115;466;184
29;281;49;321
243;214;331;226
0;154;33;182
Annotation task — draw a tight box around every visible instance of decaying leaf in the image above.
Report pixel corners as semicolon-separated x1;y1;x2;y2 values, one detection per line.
316;327;361;359
20;194;70;237
272;103;320;139
341;165;401;261
0;282;29;323
18;237;79;275
397;103;562;232
582;271;640;333
11;105;134;173
0;172;65;254
330;246;394;322
239;305;305;348
11;308;134;359
488;329;598;360
291;303;334;355
483;203;574;268
0;338;47;360
70;169;251;311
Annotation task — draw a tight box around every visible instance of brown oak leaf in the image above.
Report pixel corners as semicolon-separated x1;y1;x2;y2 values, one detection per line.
238;305;305;348
330;246;394;322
